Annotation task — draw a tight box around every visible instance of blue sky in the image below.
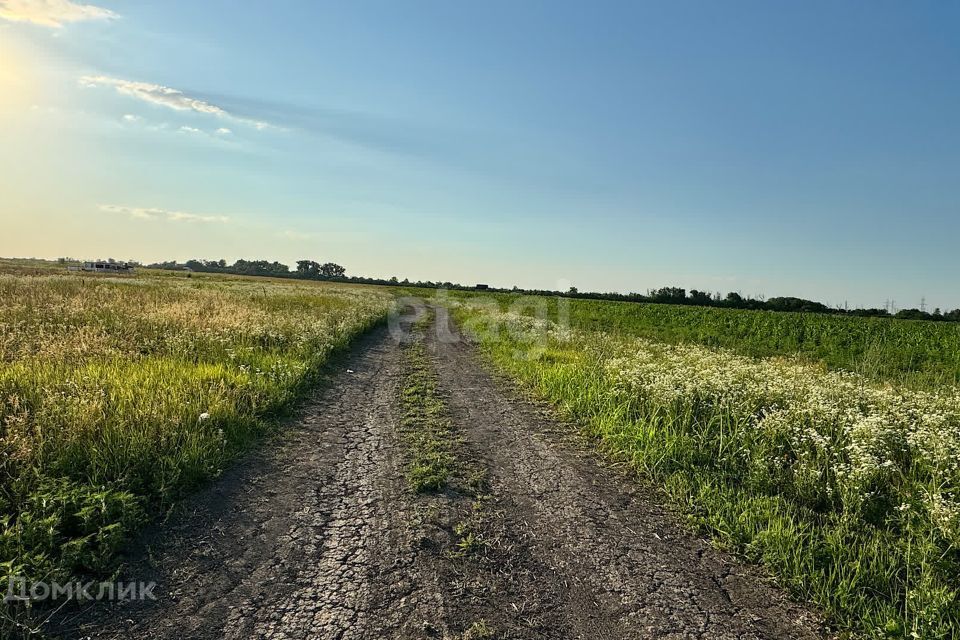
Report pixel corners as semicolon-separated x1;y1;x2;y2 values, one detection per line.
1;1;958;309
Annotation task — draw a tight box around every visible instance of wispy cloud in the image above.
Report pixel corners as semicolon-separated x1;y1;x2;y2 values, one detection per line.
190;93;529;179
275;229;318;241
80;75;272;130
0;0;116;27
120;115;235;141
101;204;230;224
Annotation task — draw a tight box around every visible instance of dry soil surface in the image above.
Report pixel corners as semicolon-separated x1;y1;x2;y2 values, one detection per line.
46;306;829;640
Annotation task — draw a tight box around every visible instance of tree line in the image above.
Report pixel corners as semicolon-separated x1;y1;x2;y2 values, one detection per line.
146;258;346;279
144;259;960;323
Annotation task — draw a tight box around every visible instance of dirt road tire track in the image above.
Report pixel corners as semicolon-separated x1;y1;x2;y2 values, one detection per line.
46;308;830;639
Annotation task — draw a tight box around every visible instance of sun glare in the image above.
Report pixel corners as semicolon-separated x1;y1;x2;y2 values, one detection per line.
0;40;36;113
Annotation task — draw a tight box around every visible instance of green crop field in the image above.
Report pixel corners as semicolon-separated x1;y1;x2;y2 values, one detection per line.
0;268;392;588
448;291;960;389
449;293;960;639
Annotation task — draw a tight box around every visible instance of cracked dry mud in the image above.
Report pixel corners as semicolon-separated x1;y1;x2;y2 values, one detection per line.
48;308;830;640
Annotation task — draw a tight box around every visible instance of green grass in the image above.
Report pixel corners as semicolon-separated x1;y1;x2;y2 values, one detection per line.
447;290;960;389
461;620;495;639
0;269;392;588
398;328;456;493
451;302;960;639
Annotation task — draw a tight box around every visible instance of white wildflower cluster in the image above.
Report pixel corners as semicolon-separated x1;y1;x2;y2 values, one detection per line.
603;338;960;539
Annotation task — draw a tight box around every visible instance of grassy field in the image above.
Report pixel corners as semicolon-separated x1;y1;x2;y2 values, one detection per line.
6;265;960;636
450;295;960;639
447;291;960;389
0;268;392;587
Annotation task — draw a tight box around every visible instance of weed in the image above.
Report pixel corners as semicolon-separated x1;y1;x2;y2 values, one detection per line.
461;620;495;639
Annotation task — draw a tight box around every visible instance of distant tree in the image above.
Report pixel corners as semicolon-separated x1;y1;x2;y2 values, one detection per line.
568;286;578;295
652;287;686;303
689;289;711;305
230;259;290;277
725;292;744;306
850;308;891;318
766;297;831;314
895;308;931;321
296;260;321;277
319;262;346;278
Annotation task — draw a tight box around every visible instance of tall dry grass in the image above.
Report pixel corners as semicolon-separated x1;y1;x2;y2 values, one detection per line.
0;272;391;584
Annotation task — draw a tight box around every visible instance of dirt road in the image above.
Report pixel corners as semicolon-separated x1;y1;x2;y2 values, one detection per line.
47;307;828;639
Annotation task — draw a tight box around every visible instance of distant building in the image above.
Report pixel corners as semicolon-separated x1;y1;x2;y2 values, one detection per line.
77;261;135;274
475;283;489;290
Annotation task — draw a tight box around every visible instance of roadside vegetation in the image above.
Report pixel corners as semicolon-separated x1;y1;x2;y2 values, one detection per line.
451;297;960;639
0;270;392;588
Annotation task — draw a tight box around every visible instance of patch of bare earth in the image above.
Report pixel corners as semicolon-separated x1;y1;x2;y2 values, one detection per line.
45;307;830;640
